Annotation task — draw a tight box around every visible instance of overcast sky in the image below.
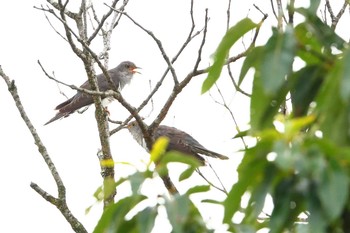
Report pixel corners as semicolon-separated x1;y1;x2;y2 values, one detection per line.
1;1;348;233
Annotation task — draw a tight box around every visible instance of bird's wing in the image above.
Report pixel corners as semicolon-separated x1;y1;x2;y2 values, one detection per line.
164;126;229;160
54;96;74;110
45;72;113;125
96;70;119;91
57;75;106;113
156;126;205;164
57;92;93;114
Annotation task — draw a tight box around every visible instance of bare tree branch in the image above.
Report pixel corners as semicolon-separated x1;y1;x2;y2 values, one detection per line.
41;0;122;208
0;67;87;233
87;0;119;44
326;0;349;30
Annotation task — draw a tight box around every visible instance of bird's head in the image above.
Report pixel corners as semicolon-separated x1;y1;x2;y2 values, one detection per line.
116;61;141;89
120;61;141;75
125;120;149;149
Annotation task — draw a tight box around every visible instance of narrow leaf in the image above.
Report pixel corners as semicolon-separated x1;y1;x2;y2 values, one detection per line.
318;159;349;222
93;195;146;233
202;18;257;93
238;46;264;86
179;167;195;181
136;207;158;233
261;25;296;94
162;151;202;167
186;185;210;195
340;49;350;102
296;7;346;51
290;65;324;117
165;195;190;233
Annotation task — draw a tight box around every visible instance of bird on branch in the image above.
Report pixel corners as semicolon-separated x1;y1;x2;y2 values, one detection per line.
127;120;229;165
45;61;140;125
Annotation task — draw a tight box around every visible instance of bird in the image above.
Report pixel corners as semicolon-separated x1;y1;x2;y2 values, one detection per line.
127;120;229;165
44;61;140;125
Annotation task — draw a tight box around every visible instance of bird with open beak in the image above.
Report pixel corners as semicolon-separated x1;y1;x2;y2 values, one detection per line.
45;61;140;125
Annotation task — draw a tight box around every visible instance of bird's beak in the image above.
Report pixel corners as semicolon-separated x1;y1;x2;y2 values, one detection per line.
131;66;142;74
122;123;131;130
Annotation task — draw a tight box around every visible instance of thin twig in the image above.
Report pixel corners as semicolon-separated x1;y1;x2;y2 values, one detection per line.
326;0;349;30
210;83;248;149
149;9;209;134
87;0;119;43
196;168;228;195
105;5;179;86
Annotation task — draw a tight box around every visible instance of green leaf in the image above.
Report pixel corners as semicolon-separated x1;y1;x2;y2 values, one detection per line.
294;23;323;64
93;195;146;233
269;179;294;233
318;159;349;222
340;49;350;102
274;140;299;172
238;46;264;86
296;8;346;52
309;0;321;14
136;207;158;233
243;163;276;224
165;195;190;233
250;72;288;131
161;151;202;167
92;185;104;201
289;65;324;117
261;25;296;94
179;166;196;181
165;195;210;233
233;225;256;233
224;139;271;223
308;190;327;233
316;56;350;145
129;171;151;194
202;18;257;93
117;217;137;233
223;174;249;223
232;129;249;139
284;115;316;136
250;72;271;131
186;185;210;195
201;199;222;205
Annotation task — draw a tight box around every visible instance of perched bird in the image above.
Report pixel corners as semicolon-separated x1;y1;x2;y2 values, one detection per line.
45;61;140;125
127;121;229;165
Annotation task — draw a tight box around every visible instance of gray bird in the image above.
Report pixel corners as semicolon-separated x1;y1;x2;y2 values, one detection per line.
127;121;229;165
45;61;140;125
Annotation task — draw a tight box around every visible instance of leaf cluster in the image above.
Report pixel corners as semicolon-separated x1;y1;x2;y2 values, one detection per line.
206;2;350;233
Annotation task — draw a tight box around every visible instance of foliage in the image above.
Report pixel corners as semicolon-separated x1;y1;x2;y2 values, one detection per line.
93;140;211;233
93;2;350;233
214;3;350;233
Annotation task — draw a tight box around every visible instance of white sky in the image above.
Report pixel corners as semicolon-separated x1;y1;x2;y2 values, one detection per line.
1;1;349;233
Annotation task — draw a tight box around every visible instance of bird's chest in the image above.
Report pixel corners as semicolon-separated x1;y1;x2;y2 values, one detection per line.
101;96;115;107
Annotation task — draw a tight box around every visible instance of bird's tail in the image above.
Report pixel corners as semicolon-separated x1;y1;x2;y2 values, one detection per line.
192;146;229;160
44;111;69;126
